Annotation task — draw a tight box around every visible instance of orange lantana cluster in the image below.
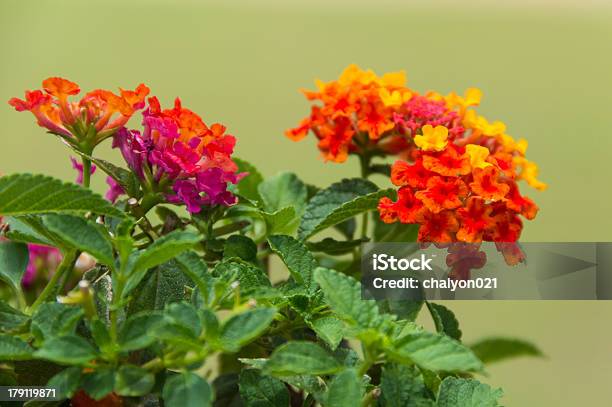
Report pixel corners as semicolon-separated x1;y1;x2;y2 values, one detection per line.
287;65;546;261
286;64;412;162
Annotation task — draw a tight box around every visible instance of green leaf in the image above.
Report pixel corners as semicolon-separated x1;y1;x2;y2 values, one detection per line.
437;377;503;407
34;335;97;365
261;206;298;235
308;316;344;350
119;312;164;351
314;268;382;330
0;240;29;293
85;156;142;199
298;178;391;240
41;214;114;266
81;367;115;400
426;302;462;340
258;172;307;214
306;237;366;255
234;158;264;203
89;319;112;354
0;173;125;218
0;334;33;360
47;367;82;399
128;260;193;314
470;337;543;365
326;368;362;407
214;259;270;294
268;234;317;289
239;369;289;407
31;303;84;342
373;218;419;243
389;331;483;373
114;365;155;397
123;231;201;297
220;308;276;352
386;300;424;322
379;364;434;407
264;341;342;376
3;216;54;246
0;300;28;332
224;235;257;263
163;371;213;407
164;301;202;338
175;251;213;304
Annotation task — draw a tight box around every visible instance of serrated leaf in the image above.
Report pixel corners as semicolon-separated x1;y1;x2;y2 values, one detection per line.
0;300;28;333
127;260;192;314
119;312;164;351
470;337;543;365
34;335;97;365
326;368;362;407
0;241;29;294
262;206;298;235
115;365;155;396
47;367;82;399
214;259;270;294
379;364;434;407
0;173;125;218
268;235;316;290
224;235;257;262
239;369;289;407
3;216;54;246
81;367;115;400
314;268;382;330
437;377;503;407
306;237;366;255
175;251;213;304
123;231;201;296
89;319;112;354
426;302;462;340
164;301;202;338
389;331;483;373
31;303;84;342
234;158;264;203
0;334;33;360
163;371;212;407
220;308;276;352
41;214;114;266
258;172;307;214
308;316;344;350
264;341;342;376
299;178;391;240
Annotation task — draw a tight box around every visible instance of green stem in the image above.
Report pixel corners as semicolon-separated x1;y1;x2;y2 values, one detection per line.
359;153;371;240
81;157;92;188
109;277;125;342
28;250;78;314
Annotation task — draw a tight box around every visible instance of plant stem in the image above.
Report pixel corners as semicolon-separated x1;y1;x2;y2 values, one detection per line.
28;250;78;314
359;152;371;240
81;156;92;188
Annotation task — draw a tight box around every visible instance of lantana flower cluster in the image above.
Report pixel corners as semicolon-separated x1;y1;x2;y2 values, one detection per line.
9;77;149;147
9;78;242;214
287;65;546;267
112;97;242;212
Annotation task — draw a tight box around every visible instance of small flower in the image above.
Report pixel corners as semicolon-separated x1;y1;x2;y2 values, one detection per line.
414;125;449;152
22;244;62;288
418;210;459;243
469;166;510;201
456;197;494;242
415;176;468;214
465;144;492;170
422;145;471;177
378;187;425;224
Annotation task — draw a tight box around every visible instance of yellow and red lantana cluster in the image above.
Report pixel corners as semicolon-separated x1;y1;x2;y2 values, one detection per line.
287;65;546;259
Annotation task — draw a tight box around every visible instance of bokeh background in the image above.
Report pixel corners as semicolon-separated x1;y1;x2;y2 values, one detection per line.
1;0;611;405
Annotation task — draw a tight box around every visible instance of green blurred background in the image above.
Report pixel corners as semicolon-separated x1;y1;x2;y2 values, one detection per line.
1;0;611;404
